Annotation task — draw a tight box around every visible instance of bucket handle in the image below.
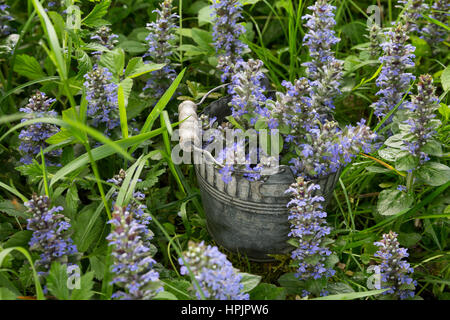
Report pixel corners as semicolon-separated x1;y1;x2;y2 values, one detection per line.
178;99;285;176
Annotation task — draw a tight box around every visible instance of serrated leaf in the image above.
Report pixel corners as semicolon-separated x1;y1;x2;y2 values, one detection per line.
13;55;46;80
0;201;28;219
99;48;125;79
162;279;193;300
89;256;105;281
82;0;111;27
377;189;414;216
70;271;95;300
416;162;450;186
3;231;32;248
76;49;92;75
47;262;70;300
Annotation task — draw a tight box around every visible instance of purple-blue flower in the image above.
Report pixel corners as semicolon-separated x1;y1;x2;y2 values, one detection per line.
229;59;268;124
107;169;153;243
421;0;449;45
25;194;78;275
84;65;119;135
401;74;440;164
370;23;416;119
0;0;13;38
374;231;416;300
18;91;62;166
285;177;335;281
397;0;429;32
302;0;343;117
90;26;119;60
212;0;247;82
144;0;177;99
290;120;377;178
107;205;163;300
179;241;249;300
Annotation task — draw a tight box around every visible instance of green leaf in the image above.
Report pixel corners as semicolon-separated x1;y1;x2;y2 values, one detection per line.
312;289;387;300
118;40;148;54
416;162;450;186
384;134;405;148
50;128;166;187
162;279;193;300
0;287;17;300
46;129;74;145
378;147;402;162
76;49;92;75
198;5;213;26
89;256;105;280
398;232;421;247
0;181;28;203
410;35;431;57
421;140;443;157
153;291;178;300
277;273;304;295
249;283;287;300
73;204;106;252
139;68;186;135
70;271;95;300
47;262;70;300
3;231;32;249
377;189;414;216
395;154;419;171
13;54;46;80
255;119;268;130
31;0;67;80
124;57;164;79
82;0;111;27
0;247;44;300
0;201;28;219
438;103;450;121
327;282;355;295
191;28;213;51
239;272;262;293
118;82;129;139
365;166;391;173
441;66;450;92
99;48;125;78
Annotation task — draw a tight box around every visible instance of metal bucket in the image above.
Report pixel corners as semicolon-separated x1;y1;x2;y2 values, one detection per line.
178;100;340;262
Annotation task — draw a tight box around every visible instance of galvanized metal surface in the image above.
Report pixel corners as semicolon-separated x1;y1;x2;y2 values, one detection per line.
179;99;341;262
194;163;340;262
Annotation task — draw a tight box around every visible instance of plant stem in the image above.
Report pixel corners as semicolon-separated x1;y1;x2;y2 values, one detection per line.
85;142;111;220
